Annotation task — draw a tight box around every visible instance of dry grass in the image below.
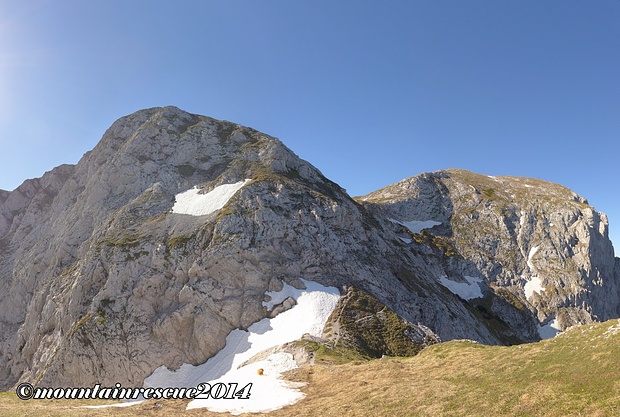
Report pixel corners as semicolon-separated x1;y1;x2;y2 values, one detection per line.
3;320;620;416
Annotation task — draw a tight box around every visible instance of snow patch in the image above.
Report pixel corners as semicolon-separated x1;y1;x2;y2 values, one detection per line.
438;275;483;300
389;218;442;234
523;246;545;299
171;179;251;216
537;319;561;339
399;237;412;244
527;246;539;271
82;401;146;409
524;276;544;299
144;279;340;414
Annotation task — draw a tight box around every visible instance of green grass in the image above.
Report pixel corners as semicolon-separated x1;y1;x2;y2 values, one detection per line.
293;339;366;365
284;319;620;416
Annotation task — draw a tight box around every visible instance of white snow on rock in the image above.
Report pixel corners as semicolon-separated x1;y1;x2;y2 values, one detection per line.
144;279;340;414
399;237;413;244
537;318;561;339
389;218;442;234
523;246;546;299
524;276;544;300
527;246;539;271
171;179;251;216
261;282;306;310
438;275;483;300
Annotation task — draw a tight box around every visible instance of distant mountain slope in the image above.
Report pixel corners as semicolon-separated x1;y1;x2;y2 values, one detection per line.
358;169;620;339
1;107;618;392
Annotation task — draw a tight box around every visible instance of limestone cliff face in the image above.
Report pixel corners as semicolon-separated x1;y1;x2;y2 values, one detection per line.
1;108;618;391
358;169;620;340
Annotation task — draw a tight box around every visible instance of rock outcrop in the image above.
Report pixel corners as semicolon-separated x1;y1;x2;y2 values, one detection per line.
1;107;618;390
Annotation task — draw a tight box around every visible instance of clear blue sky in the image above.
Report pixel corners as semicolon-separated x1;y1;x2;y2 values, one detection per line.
1;1;619;250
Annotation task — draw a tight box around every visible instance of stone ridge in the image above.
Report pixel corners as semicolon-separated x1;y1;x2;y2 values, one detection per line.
360;168;588;209
0;107;618;392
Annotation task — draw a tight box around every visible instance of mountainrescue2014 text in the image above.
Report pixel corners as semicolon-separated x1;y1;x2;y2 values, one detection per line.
15;381;252;401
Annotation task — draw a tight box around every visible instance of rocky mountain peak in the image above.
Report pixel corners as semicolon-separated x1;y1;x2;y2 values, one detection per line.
0;107;356;389
77;106;327;204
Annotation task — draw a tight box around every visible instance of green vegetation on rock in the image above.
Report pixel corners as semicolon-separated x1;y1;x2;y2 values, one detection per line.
325;286;427;358
494;287;525;310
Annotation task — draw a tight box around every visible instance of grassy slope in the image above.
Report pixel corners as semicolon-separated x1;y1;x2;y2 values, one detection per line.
2;320;620;417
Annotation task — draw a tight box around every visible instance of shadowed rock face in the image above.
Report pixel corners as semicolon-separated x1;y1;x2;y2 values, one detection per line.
1;107;618;390
0;190;9;205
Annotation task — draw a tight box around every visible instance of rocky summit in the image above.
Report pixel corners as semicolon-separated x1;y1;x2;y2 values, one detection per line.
1;106;618;391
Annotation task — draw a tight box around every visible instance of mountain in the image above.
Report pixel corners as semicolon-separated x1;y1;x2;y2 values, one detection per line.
1;106;618;395
359;169;620;340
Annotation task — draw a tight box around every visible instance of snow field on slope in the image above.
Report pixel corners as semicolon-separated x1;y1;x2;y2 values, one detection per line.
524;246;546;299
524;276;545;300
171;179;251;216
438;275;483;300
537;319;561;339
144;279;340;414
388;218;442;234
